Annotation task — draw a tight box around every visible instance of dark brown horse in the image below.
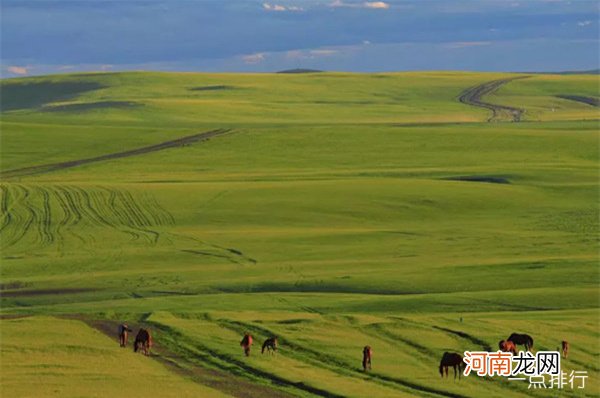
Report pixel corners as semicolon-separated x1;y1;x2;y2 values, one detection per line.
262;337;278;355
240;333;253;356
134;328;152;356
439;352;463;379
507;333;533;352
362;346;373;371
561;341;569;359
118;323;132;347
498;340;517;355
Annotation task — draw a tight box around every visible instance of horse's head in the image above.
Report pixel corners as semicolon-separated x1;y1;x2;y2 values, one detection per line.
498;340;506;350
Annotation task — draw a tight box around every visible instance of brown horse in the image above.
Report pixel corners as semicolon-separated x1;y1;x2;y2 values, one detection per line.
118;323;132;347
362;346;373;371
240;333;253;357
133;328;152;356
262;337;278;355
439;352;463;379
507;333;534;352
498;340;517;355
561;341;569;359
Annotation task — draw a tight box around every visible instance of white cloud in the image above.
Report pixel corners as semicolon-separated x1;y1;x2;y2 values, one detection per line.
577;20;591;27
6;66;29;75
285;48;339;60
309;49;338;56
263;3;303;12
445;41;492;49
242;53;266;64
330;0;390;9
364;1;389;9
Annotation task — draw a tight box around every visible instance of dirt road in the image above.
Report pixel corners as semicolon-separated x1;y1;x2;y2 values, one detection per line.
458;77;528;122
1;128;233;179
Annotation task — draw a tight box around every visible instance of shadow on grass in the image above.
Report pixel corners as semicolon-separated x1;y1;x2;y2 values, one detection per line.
1;81;105;112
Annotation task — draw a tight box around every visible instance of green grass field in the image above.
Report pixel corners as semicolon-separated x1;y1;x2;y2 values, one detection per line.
1;71;598;397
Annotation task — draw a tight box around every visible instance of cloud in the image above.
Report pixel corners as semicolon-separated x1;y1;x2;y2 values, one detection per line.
577;20;591;26
285;48;339;60
6;66;29;75
330;1;390;9
364;1;390;9
242;52;266;64
309;49;338;56
263;3;303;12
445;41;492;49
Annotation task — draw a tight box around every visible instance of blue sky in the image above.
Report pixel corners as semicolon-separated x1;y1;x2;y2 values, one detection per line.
1;0;598;76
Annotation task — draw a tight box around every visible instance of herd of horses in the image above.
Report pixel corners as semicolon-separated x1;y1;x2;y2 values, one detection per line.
117;324;568;379
439;332;570;380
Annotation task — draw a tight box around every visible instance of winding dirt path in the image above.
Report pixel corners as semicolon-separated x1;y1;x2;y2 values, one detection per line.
1;128;233;179
458;76;529;122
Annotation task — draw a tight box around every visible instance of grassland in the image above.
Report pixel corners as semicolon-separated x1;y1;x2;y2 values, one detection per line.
0;71;599;397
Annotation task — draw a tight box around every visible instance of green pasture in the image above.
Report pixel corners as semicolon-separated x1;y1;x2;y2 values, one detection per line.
0;71;598;397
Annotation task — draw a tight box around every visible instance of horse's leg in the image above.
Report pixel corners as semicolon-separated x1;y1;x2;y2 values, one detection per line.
445;366;449;378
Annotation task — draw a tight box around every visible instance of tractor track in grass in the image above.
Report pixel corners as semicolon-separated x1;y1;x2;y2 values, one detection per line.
217;319;468;398
0;184;173;250
1;128;233;179
87;318;331;398
458;77;529;122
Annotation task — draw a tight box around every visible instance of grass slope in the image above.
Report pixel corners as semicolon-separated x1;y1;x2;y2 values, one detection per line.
0;71;598;397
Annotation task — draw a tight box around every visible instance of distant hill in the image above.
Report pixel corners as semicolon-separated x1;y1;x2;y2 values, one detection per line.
276;68;323;74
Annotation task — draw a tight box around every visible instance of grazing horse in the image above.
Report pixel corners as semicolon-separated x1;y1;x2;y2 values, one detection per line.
240;333;253;357
561;341;569;359
134;328;152;356
262;337;278;355
362;346;373;371
118;323;132;347
439;352;463;380
498;340;518;355
507;333;534;352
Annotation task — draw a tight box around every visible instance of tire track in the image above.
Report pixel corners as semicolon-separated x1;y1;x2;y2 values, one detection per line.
3;185;35;248
1;128;233;179
148;321;348;398
0;185;12;234
0;184;175;250
458;77;529;122
52;186;86;245
35;186;54;245
218;319;467;398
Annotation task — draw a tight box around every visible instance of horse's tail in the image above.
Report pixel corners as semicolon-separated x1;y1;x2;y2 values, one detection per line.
133;339;138;352
439;361;444;377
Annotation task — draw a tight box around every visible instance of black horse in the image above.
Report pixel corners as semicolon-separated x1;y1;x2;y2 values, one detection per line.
439;352;463;379
262;337;278;354
507;333;534;352
134;328;152;356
